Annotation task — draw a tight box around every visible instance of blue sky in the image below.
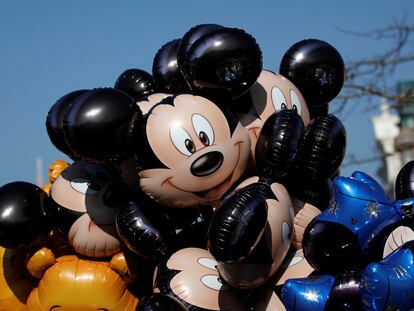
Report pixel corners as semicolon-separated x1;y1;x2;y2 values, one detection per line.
0;0;413;187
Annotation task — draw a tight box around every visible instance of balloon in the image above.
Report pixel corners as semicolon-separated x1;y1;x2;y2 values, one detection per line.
26;255;138;310
137;294;188;311
279;39;345;108
0;182;53;248
50;160;123;258
155;248;246;311
303;171;413;273
361;240;414;311
182;27;262;102
115;69;155;101
255;109;304;180
177;23;224;70
153;39;191;93
116;201;173;261
64;88;138;162
395;160;414;200
208;185;268;263
45;89;88;158
295;114;347;182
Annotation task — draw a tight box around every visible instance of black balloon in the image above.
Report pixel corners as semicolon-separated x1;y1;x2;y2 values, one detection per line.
296;114;347;182
0;182;53;248
183;27;262;101
116;202;172;261
303;219;364;273
208;187;267;263
137;294;188;311
325;272;361;311
153;39;191;93
395;160;414;200
279;39;345;108
46;89;88;158
114;69;155;101
64;88;138;163
255;109;304;180
177;24;224;70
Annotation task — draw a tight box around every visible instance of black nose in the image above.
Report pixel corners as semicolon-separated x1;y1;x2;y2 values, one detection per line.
191;151;224;177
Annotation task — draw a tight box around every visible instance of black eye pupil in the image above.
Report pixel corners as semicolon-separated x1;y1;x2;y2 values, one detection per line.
281;103;287;109
199;131;210;146
292;105;298;112
185;139;195;153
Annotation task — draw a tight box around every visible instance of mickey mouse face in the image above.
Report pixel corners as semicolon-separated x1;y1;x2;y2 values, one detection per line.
50;160;121;258
236;70;310;156
155;248;246;311
139;94;251;207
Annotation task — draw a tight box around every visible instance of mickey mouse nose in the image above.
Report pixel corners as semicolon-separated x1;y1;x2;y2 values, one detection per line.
191;151;224;177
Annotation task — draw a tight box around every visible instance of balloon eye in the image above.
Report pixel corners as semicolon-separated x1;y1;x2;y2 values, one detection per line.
170;126;194;156
70;178;99;195
282;221;291;244
192;114;214;146
198;257;218;271
271;87;288;112
290;89;302;116
201;275;228;291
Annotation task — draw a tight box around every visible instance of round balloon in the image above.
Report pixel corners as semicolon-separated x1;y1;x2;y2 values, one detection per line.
137;294;188;311
395;160;414;200
153;39;190;93
115;68;155;101
279;39;345;108
46;89;88;159
0;182;53;249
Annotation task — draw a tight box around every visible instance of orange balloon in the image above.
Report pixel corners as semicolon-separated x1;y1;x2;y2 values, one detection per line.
26;255;138;311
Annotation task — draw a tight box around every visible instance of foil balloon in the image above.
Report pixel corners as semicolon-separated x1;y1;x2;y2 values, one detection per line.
50;160;124;258
182;27;262;101
115;68;155;101
303;171;414;274
153;39;191;93
42;159;69;195
177;23;224;70
64;88;138;162
155;248;246;311
295;114;347;182
255;109;304;180
0;182;53;249
279;39;345;110
360;240;414;311
45;89;88;159
395;160;414;200
26;255;138;311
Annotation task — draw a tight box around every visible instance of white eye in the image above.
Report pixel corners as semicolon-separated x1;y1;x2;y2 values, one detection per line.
290;89;302;116
201;275;228;291
271;87;288;111
192;114;214;146
282;221;291;244
170;125;195;156
197;257;218;271
70;178;98;195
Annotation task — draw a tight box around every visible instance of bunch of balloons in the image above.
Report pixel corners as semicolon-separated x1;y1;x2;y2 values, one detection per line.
0;22;412;310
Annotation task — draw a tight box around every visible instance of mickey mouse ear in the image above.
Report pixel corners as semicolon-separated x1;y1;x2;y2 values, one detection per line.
64;88;139;163
152;39;191;93
182;27;262;102
395;160;414;200
279;39;345;109
46;89;88;159
177;23;224;69
114;69;155;101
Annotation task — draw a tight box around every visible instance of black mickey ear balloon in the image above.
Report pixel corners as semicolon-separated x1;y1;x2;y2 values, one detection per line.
114;69;155;101
395;160;414;200
46;89;88;159
64;88;139;163
137;294;188;311
279;39;345;111
177;23;224;69
0;182;54;249
153;39;191;94
182;27;262;102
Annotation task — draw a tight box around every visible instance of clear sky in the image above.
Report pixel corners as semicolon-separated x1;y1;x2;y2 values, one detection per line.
0;0;413;187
